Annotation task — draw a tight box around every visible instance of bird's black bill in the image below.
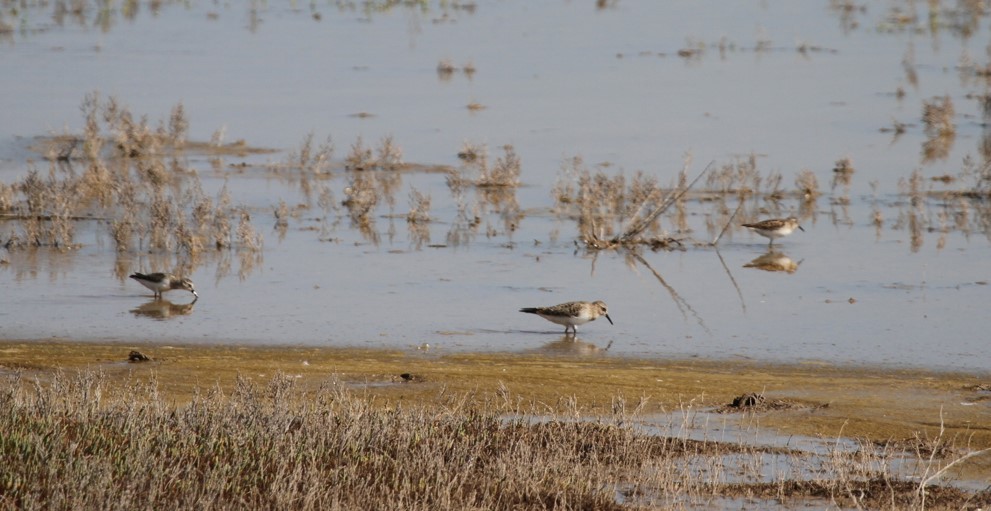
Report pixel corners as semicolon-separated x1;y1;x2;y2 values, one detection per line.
605;314;613;325
798;225;805;232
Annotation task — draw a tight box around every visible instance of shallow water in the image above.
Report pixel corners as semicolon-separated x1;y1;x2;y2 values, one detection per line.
1;1;990;372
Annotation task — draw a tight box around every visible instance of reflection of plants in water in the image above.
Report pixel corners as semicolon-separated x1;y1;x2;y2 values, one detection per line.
884;158;991;249
921;95;956;163
342;171;378;239
406;187;431;224
8;165;78;250
406;187;432;249
442;143;522;245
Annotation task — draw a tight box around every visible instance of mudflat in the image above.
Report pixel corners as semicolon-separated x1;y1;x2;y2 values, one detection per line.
2;339;988;450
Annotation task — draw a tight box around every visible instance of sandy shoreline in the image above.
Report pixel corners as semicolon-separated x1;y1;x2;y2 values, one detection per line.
2;338;989;452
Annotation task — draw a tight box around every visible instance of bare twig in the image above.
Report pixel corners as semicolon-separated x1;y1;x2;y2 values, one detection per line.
627;249;709;333
710;198;746;246
619;161;713;243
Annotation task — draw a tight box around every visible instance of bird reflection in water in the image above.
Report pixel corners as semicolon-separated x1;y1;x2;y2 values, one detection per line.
538;336;613;356
130;298;197;320
743;251;802;274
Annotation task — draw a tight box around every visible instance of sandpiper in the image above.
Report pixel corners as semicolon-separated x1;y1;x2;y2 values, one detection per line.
129;272;198;299
520;300;613;335
741;217;804;247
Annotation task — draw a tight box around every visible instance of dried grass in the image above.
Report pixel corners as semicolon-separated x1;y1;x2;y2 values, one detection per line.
1;370;986;511
553;157;700;250
406;187;431;224
2;93;265;269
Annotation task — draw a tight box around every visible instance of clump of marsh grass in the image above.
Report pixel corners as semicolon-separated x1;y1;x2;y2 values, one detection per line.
344;136;374;171
8;165;80;250
4;93;265;279
478;144;521;187
450;143;521;188
343;135;404;171
443;142;523;244
456;140;483;162
376;134;404;170
704;153;768;197
553;156;704;250
284;132;335;174
342;171;380;242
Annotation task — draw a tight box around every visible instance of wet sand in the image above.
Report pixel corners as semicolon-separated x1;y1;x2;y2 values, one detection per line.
2;339;989;452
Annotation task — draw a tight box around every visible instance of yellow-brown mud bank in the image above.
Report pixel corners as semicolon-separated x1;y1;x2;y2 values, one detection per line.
1;339;989;450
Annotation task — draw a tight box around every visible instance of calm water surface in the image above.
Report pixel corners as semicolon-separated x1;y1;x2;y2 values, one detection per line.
1;1;989;372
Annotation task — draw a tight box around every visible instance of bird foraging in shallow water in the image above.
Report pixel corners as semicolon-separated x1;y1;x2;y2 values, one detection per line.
129;272;198;300
519;300;612;335
741;216;804;247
